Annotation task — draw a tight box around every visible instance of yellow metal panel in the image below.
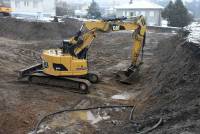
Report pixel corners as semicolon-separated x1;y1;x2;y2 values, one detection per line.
59;55;73;76
42;50;61;76
132;40;142;64
0;7;13;13
119;22;139;31
71;57;88;76
42;50;88;76
74;32;95;55
84;21;110;31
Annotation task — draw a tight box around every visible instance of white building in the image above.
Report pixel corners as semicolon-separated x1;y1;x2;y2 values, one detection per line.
11;0;56;20
0;0;11;7
115;1;163;26
74;2;90;18
102;7;116;17
74;9;87;18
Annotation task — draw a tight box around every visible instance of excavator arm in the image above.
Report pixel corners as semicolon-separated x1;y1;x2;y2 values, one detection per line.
68;16;147;66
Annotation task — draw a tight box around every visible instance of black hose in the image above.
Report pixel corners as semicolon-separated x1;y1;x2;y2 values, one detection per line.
141;32;146;62
129;106;135;121
137;118;163;134
33;105;134;134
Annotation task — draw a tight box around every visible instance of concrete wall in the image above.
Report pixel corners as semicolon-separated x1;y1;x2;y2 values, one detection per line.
11;0;56;17
116;9;162;26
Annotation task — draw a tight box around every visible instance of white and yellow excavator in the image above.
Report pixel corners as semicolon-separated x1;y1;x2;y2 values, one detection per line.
0;6;12;16
18;15;147;93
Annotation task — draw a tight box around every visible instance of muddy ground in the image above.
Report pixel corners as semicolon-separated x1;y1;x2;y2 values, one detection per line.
0;18;199;134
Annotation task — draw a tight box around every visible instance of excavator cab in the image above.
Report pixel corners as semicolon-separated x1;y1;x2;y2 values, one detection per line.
62;39;88;59
62;40;76;56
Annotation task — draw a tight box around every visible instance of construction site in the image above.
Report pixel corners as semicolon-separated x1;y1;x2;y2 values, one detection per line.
0;15;199;134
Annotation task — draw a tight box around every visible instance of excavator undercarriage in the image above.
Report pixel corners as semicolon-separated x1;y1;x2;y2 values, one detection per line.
18;63;141;93
18;64;100;93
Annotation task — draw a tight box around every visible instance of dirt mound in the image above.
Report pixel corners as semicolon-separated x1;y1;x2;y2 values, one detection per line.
0;18;81;40
132;34;200;133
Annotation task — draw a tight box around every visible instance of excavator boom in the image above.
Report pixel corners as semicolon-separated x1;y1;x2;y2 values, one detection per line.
70;15;146;66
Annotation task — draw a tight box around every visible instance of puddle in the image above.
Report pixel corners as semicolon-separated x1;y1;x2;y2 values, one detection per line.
111;92;131;100
31;110;110;134
86;111;110;124
29;110;110;134
111;91;141;101
28;125;51;134
63;110;110;125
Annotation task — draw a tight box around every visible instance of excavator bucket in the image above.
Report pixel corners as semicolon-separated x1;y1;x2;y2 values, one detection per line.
115;63;142;84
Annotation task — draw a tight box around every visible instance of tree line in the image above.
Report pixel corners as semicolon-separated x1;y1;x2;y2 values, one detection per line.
162;0;193;27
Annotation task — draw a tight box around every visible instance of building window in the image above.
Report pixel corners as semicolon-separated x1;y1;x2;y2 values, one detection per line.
24;1;29;7
130;11;135;17
15;0;20;8
130;12;133;16
150;11;154;17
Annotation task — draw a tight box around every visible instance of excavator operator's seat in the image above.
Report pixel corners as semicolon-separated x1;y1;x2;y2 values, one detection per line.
62;40;88;59
62;40;75;56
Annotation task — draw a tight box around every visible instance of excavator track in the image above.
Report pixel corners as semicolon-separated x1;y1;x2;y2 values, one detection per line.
18;64;91;94
29;74;91;94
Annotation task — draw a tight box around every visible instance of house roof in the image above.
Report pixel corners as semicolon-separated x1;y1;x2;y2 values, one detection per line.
115;1;164;10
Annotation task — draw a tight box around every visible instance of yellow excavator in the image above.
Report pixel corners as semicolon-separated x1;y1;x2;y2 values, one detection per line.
18;15;147;93
0;6;12;16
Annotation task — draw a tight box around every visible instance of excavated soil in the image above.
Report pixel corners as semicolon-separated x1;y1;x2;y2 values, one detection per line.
0;17;81;40
128;35;200;134
0;18;199;134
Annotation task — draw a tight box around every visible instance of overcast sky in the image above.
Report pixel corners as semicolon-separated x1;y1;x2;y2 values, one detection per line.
67;0;195;3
